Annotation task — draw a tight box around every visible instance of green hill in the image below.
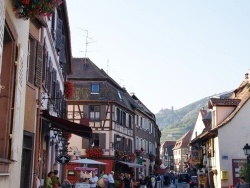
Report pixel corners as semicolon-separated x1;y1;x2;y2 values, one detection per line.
157;92;232;143
156;97;208;143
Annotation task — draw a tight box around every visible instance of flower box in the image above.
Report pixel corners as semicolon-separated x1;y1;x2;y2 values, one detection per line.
13;0;63;20
86;148;104;158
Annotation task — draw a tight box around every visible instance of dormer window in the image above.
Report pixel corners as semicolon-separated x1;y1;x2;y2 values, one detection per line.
118;90;122;101
91;83;100;94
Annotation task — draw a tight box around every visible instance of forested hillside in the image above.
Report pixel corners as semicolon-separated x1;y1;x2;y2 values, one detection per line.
156;91;232;143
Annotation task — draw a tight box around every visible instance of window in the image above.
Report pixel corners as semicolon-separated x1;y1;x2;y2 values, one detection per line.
116;108;121;123
89;105;100;120
91;83;100;93
128;115;132;129
118;90;122;101
122;111;126;126
27;37;43;86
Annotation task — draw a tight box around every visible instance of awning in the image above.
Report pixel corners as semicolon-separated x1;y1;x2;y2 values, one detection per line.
42;111;92;138
117;161;145;168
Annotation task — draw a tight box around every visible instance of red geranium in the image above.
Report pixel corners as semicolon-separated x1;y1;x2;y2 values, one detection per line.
64;81;74;99
86;148;104;158
13;0;63;20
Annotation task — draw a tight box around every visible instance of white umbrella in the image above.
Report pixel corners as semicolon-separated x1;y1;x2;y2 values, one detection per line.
70;158;107;165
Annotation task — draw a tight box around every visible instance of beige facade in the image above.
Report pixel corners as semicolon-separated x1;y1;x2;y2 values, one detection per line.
0;1;29;188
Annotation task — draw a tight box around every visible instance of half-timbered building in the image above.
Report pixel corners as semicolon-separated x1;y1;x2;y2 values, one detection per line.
66;58;161;177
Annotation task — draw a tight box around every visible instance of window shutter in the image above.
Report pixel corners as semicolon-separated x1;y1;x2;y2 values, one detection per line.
99;133;106;149
59;35;66;64
51;12;56;40
11;45;24;161
46;58;52;94
35;42;43;87
0;1;5;93
55;18;62;51
82;137;89;149
42;44;48;82
52;68;56;98
100;105;106;120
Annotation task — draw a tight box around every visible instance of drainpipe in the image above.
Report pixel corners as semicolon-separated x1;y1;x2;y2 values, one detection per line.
33;85;42;188
33;26;44;188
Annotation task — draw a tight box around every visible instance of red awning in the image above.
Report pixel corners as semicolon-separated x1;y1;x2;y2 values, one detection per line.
42;112;92;138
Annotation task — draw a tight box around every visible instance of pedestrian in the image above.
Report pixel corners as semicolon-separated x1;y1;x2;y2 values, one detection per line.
51;170;61;188
90;172;99;188
235;177;248;188
108;171;115;188
151;174;156;188
139;174;148;188
119;173;125;188
124;173;132;188
46;171;54;188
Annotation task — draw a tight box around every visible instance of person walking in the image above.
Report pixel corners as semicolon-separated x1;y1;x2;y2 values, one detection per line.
235;177;248;188
124;173;132;188
119;173;125;188
150;174;156;188
90;172;99;188
139;174;148;188
46;171;54;188
108;171;115;188
51;170;61;188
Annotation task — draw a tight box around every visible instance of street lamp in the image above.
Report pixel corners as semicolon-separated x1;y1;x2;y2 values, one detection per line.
243;143;250;187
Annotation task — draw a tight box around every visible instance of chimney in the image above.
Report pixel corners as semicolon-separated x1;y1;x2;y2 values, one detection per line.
245;73;248;80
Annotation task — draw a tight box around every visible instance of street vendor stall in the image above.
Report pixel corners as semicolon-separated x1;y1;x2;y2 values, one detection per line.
72;167;98;188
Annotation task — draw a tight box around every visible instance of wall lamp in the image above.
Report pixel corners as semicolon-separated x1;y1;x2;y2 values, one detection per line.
243;143;250;187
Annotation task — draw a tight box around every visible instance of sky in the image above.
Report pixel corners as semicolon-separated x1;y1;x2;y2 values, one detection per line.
67;0;250;114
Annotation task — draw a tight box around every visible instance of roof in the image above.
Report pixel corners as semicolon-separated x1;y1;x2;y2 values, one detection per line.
216;80;250;128
208;98;241;109
173;130;193;149
68;58;136;111
131;94;155;121
162;140;176;148
191;78;250;144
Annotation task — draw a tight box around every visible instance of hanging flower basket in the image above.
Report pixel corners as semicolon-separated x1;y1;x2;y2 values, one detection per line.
13;0;63;20
64;81;74;99
86;148;104;158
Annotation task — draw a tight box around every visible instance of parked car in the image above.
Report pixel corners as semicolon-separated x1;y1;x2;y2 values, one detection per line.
189;176;198;188
178;173;190;183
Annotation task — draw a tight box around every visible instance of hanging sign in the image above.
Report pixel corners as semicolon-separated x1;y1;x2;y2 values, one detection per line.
57;155;70;164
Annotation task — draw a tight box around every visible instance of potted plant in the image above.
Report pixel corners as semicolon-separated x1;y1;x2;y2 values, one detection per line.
13;0;63;20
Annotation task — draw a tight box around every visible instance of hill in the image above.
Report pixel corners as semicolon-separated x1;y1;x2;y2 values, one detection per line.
156;92;232;143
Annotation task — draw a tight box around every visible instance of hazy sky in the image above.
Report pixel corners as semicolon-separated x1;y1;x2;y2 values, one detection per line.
67;0;250;114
